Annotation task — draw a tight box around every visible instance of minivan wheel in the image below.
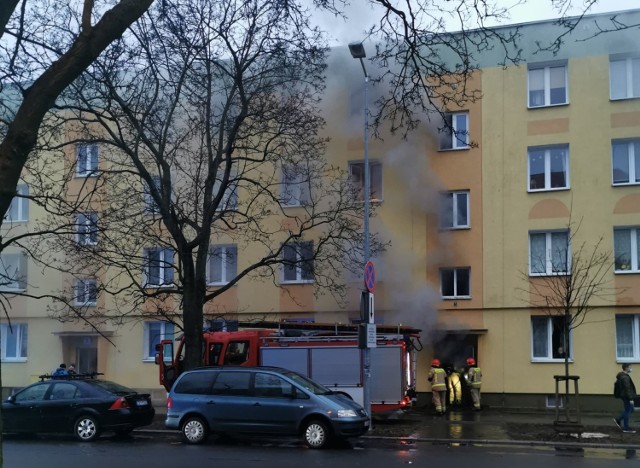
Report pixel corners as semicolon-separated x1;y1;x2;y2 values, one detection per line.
182;416;208;444
74;415;100;442
303;420;330;449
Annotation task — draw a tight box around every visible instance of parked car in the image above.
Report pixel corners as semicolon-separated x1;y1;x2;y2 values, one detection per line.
165;366;370;448
2;374;155;441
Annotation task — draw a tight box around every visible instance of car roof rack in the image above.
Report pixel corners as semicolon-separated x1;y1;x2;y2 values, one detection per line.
37;372;104;382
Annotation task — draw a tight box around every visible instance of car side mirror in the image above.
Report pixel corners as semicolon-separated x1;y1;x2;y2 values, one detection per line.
6;395;15;404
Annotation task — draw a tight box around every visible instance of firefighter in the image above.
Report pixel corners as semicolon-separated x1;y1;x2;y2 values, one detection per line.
466;357;482;410
428;358;447;414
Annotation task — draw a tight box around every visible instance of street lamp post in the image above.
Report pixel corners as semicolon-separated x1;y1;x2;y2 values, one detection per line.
349;41;372;423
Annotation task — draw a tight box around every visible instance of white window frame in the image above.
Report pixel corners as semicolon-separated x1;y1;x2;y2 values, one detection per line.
3;184;28;223
0;253;27;291
616;315;640;362
440;191;470;229
527;145;570;192
440;267;471;299
75;212;98;245
143;247;174;288
610;56;640;100
0;323;28;362
611;139;640;186
207;245;238;286
614;227;640;273
74;279;97;306
76;143;99;177
143;321;175;361
531;315;573;362
527;63;568;108
281;241;314;284
281;165;311;207
439;112;470;150
349;160;383;202
529;230;571;276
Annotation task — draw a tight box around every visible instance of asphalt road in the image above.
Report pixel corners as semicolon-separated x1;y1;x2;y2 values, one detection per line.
2;432;637;468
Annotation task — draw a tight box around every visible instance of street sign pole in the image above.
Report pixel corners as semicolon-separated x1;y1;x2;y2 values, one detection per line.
362;261;376;426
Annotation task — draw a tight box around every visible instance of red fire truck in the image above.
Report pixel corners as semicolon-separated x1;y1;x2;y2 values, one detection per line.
156;321;421;414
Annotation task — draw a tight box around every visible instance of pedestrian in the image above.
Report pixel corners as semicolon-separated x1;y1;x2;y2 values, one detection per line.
68;364;77;375
428;358;447;415
614;363;637;433
466;357;482;410
51;363;69;378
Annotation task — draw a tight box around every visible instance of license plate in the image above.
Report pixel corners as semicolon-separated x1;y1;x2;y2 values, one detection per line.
136;400;149;406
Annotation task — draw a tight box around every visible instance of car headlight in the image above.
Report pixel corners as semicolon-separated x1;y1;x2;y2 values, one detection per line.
337;409;358;418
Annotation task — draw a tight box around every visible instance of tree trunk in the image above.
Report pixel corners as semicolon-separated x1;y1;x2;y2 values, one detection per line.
181;256;206;371
564;313;570;421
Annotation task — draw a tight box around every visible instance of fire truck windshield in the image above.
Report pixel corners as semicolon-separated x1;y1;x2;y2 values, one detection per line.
282;371;332;395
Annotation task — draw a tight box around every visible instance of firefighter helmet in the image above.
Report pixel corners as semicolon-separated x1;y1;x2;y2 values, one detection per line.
431;359;441;367
466;357;476;366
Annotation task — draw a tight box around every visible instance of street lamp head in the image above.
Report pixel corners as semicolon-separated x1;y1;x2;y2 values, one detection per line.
348;42;366;59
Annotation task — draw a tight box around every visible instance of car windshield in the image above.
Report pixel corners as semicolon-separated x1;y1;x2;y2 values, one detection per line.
90;380;136;395
282;371;332;395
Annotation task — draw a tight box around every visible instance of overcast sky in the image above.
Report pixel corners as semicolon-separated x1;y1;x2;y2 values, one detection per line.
315;0;640;46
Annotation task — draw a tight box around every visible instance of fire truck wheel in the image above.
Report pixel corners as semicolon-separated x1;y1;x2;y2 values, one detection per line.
181;416;208;444
74;414;100;442
303;419;330;449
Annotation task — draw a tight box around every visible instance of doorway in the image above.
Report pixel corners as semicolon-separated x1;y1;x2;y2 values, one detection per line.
76;347;98;374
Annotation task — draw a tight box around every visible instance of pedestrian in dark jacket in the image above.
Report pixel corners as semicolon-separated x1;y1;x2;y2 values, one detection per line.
614;363;637;433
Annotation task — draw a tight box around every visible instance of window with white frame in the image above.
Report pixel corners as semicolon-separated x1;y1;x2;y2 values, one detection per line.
612;139;640;185
76;213;98;245
207;245;238;285
439;112;469;150
144;176;162;215
282;241;314;283
531;315;572;361
616;315;640;360
529;230;570;275
281;165;310;206
76;143;99;177
610;56;640;100
349;161;383;202
440;191;469;229
0;253;27;291
440;267;470;299
143;248;174;287
528;145;569;191
74;279;97;306
3;184;28;223
528;63;568;107
0;323;28;361
614;227;640;272
143;321;175;361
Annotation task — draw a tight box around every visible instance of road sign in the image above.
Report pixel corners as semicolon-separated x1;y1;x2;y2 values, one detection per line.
364;261;375;293
366;292;374;324
366;323;376;348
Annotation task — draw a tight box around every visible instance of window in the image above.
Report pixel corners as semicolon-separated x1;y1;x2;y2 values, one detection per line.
529;231;570;275
207;245;237;285
349;161;383;202
15;383;48;402
531;316;571;361
144;176;161;215
528;145;569;191
143;321;176;360
3;184;28;223
0;253;27;291
440;267;470;299
174;371;217;394
75;213;98;245
143;248;174;287
612;139;640;185
616;315;640;361
254;373;294;398
610;56;640;100
528;63;568;107
440;191;469;229
50;382;81;400
282;241;314;283
281;165;310;206
76;143;99;177
74;279;97;306
614;228;640;273
224;341;249;365
439;112;469;150
1;323;28;361
211;371;252;396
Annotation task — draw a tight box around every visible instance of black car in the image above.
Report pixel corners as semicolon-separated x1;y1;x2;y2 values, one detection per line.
2;374;155;441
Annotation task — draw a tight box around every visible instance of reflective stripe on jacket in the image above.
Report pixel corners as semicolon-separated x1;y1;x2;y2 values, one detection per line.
429;367;447;390
469;367;482;388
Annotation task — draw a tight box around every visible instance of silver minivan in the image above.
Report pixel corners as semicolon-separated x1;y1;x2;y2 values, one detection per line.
165;366;369;448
